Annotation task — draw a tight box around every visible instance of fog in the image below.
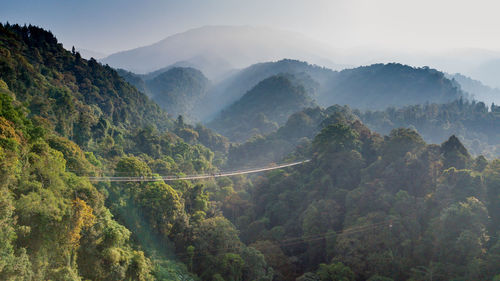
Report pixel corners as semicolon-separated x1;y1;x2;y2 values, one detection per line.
4;0;500;86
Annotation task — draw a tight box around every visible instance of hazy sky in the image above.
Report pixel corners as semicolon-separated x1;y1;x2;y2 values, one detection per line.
3;0;500;54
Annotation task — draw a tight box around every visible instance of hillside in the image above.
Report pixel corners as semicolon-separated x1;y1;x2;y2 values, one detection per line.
0;24;173;149
360;99;500;158
320;63;465;109
0;24;269;280
146;67;210;119
228;97;500;170
198;59;333;120
470;58;500;89
3;23;500;281
208;74;316;142
225;115;500;280
226;105;356;168
448;73;500;105
202;61;466;122
117;67;210;121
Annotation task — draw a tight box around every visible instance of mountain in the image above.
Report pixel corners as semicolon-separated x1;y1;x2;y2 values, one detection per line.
116;68;148;93
0;24;173;148
0;24;268;280
203;61;466;125
100;25;342;79
198;59;333;120
448;73;500;105
360;99;500;158
117;67;210;121
226;105;356;168
146;67;210;119
320;63;465;110
208;74;316;142
468;58;500;89
227;114;499;280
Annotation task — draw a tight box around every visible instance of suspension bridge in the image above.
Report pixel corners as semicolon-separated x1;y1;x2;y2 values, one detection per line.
87;159;310;182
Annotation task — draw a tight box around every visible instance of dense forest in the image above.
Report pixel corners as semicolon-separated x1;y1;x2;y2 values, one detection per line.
226;117;500;280
117;67;210;121
0;23;268;281
1;23;500;281
118;59;468;124
208;74;316;142
360;99;500;158
200;60;466;122
322;63;465;109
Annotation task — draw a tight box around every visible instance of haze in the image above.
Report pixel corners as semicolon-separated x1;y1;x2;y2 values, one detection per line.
3;0;500;54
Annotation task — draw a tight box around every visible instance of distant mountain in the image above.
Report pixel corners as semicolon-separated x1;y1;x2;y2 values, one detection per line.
470;59;500;89
208;74;316;142
100;25;342;79
320;63;466;110
147;67;210;119
117;67;210;120
447;73;500;105
116;68;148;93
199;59;333;120
204;61;466;123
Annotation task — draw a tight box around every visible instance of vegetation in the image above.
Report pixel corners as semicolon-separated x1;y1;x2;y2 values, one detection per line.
447;73;500;106
321;63;465;110
203;60;466;123
224;115;500;280
1;23;500;281
0;23;267;280
228;97;500;168
117;67;210;121
359;98;500;158
209;74;316;142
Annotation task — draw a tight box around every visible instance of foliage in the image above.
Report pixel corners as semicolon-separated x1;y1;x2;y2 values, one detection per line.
360;98;500;158
227;114;500;280
0;23;270;281
209;74;316;142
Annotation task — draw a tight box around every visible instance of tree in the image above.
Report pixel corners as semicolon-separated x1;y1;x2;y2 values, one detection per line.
316;262;355;281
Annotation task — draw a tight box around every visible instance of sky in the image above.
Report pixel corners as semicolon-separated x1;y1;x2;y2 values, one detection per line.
2;0;500;55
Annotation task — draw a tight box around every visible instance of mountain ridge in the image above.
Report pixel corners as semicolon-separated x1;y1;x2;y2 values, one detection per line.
101;25;342;79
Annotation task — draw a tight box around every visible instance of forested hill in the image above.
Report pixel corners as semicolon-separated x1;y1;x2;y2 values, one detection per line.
208;74;316;142
225;105;356;168
0;24;269;280
0;24;226;153
447;72;500;105
0;24;173;148
117;67;210;121
360;99;500;158
320;63;465;109
201;60;465;124
199;59;334;120
225;116;500;280
2;23;500;281
227;98;500;170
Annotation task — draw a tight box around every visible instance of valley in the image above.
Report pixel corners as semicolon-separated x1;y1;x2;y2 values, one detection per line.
1;8;500;280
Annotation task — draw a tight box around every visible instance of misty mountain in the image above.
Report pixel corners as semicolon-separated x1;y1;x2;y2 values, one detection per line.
208;74;316;142
447;73;500;105
116;68;148;93
470;58;500;89
147;67;210;119
117;67;210;120
100;25;342;79
198;59;333;120
204;61;465;123
320;63;465;110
